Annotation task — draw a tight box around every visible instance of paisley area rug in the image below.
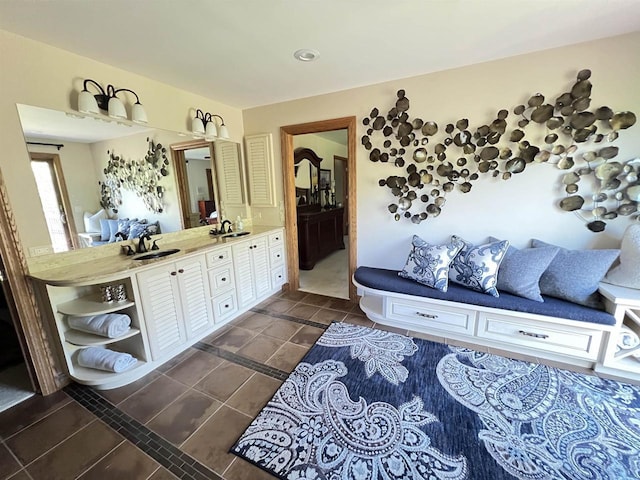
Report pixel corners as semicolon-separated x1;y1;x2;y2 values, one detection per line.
231;322;640;480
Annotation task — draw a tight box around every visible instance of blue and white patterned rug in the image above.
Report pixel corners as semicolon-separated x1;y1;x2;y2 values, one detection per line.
231;322;640;480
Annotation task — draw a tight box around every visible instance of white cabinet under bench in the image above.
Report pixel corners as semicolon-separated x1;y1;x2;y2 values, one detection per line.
30;227;286;389
355;267;621;372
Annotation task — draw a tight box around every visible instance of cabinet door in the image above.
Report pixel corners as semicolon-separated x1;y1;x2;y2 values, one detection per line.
251;237;271;300
232;241;256;309
176;255;213;339
137;264;186;360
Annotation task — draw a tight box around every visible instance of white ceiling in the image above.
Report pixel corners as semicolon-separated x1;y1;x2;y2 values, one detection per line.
1;1;640;109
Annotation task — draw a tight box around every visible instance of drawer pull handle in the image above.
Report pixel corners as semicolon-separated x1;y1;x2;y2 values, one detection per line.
416;312;438;319
221;277;226;281
218;255;224;259
276;254;281;258
519;330;549;339
170;271;177;276
178;269;184;274
224;304;229;308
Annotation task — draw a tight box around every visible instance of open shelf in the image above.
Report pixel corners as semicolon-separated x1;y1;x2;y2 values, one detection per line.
70;360;149;387
57;295;134;316
64;327;140;347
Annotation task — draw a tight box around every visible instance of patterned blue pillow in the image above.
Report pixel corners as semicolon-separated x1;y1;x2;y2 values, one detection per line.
449;236;510;297
127;219;149;240
398;235;464;292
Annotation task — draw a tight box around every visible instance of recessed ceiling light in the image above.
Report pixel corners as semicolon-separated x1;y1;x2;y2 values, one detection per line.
293;49;320;62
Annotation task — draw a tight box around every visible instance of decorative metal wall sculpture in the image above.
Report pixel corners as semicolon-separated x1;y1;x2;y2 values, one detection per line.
363;69;637;231
99;137;169;214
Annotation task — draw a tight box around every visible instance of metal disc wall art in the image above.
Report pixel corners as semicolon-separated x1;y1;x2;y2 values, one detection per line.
99;137;168;215
363;69;637;231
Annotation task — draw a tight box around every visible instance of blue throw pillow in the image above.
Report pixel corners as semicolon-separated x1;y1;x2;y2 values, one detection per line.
489;237;559;302
107;219;120;243
127;219;150;240
449;236;509;297
532;239;619;308
398;235;463;292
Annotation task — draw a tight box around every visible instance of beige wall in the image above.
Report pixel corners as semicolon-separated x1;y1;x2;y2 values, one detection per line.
243;32;640;269
0;29;243;256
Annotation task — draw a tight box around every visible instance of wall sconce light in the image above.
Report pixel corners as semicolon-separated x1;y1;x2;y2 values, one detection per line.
77;79;148;124
191;109;229;140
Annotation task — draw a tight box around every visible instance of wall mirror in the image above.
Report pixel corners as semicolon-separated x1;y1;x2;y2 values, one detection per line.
17;104;246;253
294;147;322;210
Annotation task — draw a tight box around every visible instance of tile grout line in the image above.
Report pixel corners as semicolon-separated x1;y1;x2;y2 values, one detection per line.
250;307;330;330
64;383;224;480
193;342;290;382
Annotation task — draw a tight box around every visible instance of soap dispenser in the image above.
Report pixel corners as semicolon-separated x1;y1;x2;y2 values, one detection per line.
235;216;244;232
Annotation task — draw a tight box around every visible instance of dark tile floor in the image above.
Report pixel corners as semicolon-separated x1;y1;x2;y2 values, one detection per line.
0;291;372;480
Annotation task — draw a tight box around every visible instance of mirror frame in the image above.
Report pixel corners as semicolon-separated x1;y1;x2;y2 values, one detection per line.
170;139;220;230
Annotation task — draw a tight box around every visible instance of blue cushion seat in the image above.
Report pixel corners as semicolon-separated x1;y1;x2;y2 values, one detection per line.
354;266;616;326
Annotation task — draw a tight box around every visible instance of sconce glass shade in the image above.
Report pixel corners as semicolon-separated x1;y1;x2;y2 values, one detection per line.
205;121;218;140
108;96;127;119
192;116;205;136
78;89;100;114
217;124;230;140
131;102;148;124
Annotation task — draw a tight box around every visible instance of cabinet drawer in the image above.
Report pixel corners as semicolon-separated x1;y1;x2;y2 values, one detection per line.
387;298;476;335
208;265;235;294
271;266;286;289
268;231;283;246
206;246;232;268
212;291;238;322
477;313;603;360
269;245;285;268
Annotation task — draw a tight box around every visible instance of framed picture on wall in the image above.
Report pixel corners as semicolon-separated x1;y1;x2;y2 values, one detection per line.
319;169;331;190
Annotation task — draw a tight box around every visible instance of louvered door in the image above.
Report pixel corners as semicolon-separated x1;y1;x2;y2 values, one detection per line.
245;133;276;207
232;240;256;309
250;237;271;299
137;264;186;360
176;255;213;339
214;140;245;207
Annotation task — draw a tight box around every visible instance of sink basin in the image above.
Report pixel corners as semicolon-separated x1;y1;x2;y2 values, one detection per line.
133;248;180;261
222;231;251;238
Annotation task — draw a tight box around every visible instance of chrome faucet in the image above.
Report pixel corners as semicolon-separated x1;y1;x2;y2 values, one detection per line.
137;233;152;253
219;219;232;234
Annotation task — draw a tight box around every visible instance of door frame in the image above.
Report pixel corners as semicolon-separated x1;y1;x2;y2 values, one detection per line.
281;116;357;301
0;169;61;394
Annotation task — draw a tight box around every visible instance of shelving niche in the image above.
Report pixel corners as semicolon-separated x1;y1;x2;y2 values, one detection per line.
44;277;151;389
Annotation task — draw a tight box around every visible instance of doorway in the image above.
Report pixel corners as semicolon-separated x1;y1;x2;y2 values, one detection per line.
281;117;357;301
0;255;35;412
30;153;79;252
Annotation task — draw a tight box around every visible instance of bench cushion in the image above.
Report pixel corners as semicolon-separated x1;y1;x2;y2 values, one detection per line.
354;266;616;326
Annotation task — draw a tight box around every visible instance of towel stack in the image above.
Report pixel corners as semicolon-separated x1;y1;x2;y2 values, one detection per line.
68;313;131;338
77;347;137;373
616;325;640;360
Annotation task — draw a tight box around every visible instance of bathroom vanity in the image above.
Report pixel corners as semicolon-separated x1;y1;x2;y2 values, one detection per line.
29;227;286;389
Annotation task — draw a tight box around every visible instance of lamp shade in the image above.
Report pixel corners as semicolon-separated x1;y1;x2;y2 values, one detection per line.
192;116;205;136
217;124;230;140
131;102;148;124
78;89;100;114
108;96;127;119
205;121;218;140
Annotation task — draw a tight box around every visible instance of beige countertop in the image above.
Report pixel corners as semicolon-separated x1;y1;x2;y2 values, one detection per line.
29;226;283;287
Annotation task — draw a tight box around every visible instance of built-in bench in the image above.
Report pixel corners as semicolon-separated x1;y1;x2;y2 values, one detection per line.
353;266;617;369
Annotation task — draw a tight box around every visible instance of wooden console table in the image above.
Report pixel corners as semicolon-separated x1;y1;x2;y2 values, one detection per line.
297;207;345;270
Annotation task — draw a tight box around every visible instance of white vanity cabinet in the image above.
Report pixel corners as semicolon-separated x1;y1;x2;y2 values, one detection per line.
33;277;151;390
232;236;271;309
206;246;238;322
136;253;213;360
268;230;286;289
30;226;286;390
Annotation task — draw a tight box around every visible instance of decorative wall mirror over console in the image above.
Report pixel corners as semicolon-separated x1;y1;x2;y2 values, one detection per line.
17;104;247;253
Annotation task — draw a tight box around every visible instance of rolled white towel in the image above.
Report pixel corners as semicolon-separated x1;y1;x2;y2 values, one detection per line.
617;325;640;351
77;347;137;373
68;313;131;338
